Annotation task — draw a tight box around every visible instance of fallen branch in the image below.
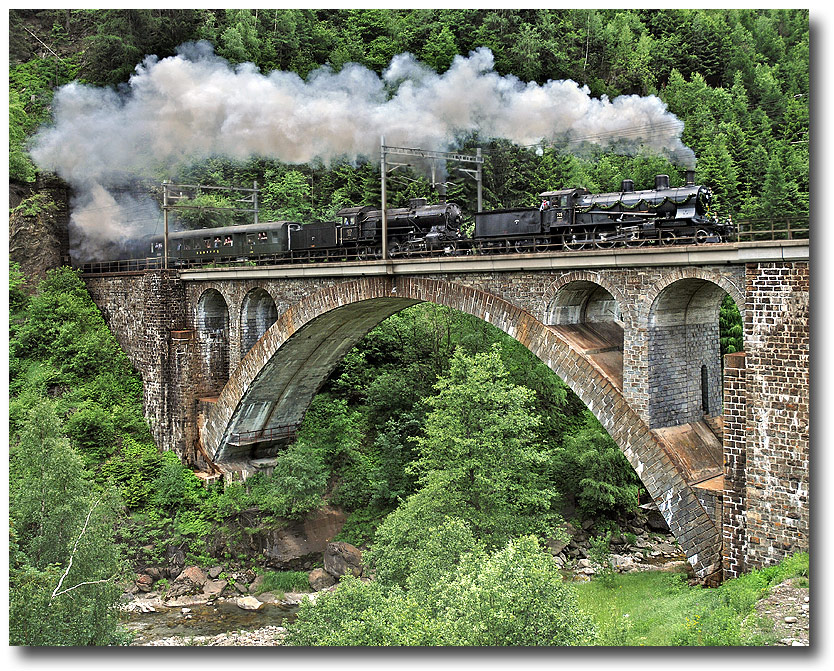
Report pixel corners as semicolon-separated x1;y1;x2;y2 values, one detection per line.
50;498;112;602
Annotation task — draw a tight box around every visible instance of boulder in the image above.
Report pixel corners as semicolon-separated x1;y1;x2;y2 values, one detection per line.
641;505;671;533
324;542;363;578
249;574;266;594
135;574;154;593
545;536;569;555
261;506;347;569
208;566;224;579
237;596;263;611
202;579;227;597
308;568;337;591
176;566;208;587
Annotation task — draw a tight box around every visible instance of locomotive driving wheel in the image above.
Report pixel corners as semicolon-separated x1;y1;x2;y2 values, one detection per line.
659;230;677;246
562;228;589;251
695;229;711;244
514;238;535;253
624;230;646;247
593;227;616;249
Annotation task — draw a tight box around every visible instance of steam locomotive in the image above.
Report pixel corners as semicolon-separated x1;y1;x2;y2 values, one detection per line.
136;171;731;268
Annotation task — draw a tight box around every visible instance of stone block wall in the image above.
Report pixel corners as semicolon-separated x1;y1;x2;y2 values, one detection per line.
85;270;188;454
648;323;722;427
742;262;810;567
722;352;748;579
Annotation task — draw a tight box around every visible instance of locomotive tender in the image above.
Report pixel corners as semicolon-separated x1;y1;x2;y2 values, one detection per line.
144;171;732;267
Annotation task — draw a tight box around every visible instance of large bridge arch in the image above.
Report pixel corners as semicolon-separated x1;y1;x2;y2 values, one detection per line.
200;276;721;580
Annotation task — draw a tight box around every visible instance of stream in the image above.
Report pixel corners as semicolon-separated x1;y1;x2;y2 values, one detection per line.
123;599;300;645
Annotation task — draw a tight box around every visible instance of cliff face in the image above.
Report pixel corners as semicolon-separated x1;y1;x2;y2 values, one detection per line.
9;174;71;289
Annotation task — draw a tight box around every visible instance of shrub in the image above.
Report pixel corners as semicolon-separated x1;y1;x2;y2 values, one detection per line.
287;533;596;646
64;400;117;462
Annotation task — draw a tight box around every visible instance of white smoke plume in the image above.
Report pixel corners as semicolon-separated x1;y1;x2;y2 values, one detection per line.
30;43;695;260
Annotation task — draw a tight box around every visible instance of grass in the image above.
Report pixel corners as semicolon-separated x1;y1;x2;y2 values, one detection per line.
256;570;311;596
574;552;809;646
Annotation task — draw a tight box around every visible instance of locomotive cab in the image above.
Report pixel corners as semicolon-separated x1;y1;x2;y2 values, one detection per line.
538;188;588;231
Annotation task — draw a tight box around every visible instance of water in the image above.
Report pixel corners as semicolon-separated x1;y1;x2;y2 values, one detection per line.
123;600;299;644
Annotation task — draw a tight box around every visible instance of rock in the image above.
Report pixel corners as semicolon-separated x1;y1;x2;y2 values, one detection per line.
610;554;636;571
145;567;164;580
261;506;347;569
166;546;186;578
784;616;798;624
237;596;263;611
234;582;248;595
208;566;224;579
640;503;670;532
545;536;569;555
324;542;363;578
308;568;337;591
202;580;227;597
135;574;154;593
176;566;208;587
249;574;265;594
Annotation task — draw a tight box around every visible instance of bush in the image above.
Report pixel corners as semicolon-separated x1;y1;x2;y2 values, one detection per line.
287;533;596;646
552;413;642;520
247;441;328;520
64;400;117;462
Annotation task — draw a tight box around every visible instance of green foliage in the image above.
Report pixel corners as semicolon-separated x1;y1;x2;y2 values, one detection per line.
9;261;29;315
367;507;482;589
410;346;561;545
552;413;643;520
246;442;328;520
64;400;117;462
99;437;164;509
719;293;744;356
257;570;311;595
587;531;616;588
9;402;126;645
288;531;595;646
150;451;206;513
574;552;809;646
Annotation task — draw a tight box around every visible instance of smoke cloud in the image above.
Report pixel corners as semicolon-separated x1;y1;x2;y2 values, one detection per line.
30;43;695;260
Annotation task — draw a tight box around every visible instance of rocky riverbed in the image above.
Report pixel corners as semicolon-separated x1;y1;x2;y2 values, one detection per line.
122;507;809;646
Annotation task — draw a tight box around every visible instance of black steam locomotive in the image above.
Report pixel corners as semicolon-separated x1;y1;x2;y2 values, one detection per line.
474;171;732;252
135;172;731;268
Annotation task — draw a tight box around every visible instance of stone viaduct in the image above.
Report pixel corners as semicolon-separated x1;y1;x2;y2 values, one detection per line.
83;240;809;583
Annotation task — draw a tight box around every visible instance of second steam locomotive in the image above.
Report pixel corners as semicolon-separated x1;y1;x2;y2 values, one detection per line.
147;171;733;268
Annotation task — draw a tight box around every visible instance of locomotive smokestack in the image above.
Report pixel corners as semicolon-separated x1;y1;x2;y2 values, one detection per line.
685;170;695;186
621;179;634;193
655;174;670;190
437;183;447;204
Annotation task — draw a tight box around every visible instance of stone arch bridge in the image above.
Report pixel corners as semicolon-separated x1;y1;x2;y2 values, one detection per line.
83;241;809;583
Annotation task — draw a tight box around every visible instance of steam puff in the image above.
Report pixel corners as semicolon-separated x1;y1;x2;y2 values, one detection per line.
31;43;695;185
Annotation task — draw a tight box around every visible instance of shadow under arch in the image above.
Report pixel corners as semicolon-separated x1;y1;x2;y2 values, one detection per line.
196;287;231;391
240;287;279;357
200;276;721;580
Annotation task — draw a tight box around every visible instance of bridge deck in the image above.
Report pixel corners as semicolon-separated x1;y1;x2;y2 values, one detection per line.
176;240;809;281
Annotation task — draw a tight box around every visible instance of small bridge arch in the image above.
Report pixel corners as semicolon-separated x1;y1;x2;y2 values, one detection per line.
199;276;722;580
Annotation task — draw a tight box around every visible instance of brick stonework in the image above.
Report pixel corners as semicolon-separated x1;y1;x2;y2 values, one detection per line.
742;262;810;567
723;352;748;579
